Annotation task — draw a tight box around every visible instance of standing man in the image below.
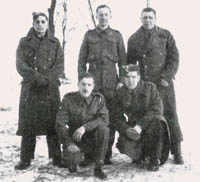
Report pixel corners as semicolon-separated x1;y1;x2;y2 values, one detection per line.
78;4;127;165
127;7;183;164
56;73;109;179
15;12;64;170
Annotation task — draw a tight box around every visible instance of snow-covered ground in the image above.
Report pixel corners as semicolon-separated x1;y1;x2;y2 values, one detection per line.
0;83;200;182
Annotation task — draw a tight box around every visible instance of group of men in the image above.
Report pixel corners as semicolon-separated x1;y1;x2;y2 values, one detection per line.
15;4;183;180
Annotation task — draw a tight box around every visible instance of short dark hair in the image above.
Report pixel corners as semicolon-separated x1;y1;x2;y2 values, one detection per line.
79;72;95;83
141;7;156;17
32;12;48;22
96;4;111;14
122;64;140;76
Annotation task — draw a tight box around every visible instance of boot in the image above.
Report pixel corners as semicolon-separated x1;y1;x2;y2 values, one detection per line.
94;165;107;180
104;158;113;165
148;158;160;172
171;142;184;165
14;160;31;170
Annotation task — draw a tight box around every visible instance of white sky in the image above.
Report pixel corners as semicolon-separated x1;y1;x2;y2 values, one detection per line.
0;0;200;157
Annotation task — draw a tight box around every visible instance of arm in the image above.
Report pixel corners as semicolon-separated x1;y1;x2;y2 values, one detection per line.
117;32;127;83
55;95;73;146
160;32;179;83
136;84;164;130
78;32;89;81
127;36;138;65
83;95;109;131
46;40;64;83
16;38;44;83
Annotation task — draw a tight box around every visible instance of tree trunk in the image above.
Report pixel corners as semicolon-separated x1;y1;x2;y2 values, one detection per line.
48;0;57;36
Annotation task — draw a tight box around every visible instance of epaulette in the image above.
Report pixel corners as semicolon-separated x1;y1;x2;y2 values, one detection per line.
92;92;104;103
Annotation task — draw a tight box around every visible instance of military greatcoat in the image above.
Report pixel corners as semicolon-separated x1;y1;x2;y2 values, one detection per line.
127;26;183;143
16;28;64;136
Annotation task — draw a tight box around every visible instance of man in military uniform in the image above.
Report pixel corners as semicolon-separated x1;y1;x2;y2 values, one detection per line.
113;64;169;171
78;4;126;165
127;7;183;164
56;73;109;179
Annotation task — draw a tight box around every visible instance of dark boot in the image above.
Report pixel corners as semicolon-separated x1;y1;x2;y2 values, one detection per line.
80;153;94;167
171;142;184;165
94;165;107;180
68;165;77;173
148;158;160;172
52;157;66;168
104;158;113;165
14;160;31;170
174;155;184;165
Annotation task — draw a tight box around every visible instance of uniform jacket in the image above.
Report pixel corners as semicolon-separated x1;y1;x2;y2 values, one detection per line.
16;27;64;136
127;26;179;84
55;91;109;146
127;26;183;142
78;26;126;94
112;81;166;135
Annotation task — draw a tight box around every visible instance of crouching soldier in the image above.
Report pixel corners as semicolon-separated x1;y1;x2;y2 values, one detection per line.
55;72;109;179
113;64;170;171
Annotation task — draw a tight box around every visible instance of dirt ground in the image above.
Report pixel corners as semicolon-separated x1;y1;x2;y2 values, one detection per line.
0;107;200;182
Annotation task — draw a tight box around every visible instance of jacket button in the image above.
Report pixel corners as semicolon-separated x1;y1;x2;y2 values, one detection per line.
44;66;47;70
34;57;36;60
35;67;38;71
48;58;51;61
144;65;148;69
143;54;146;58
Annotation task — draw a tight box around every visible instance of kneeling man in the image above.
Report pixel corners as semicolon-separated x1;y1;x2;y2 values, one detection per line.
113;64;169;171
56;73;109;179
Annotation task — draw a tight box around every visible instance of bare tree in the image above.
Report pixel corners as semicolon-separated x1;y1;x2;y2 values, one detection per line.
62;0;67;51
48;0;57;36
88;0;96;28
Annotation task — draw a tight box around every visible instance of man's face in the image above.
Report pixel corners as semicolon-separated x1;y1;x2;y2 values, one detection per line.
124;71;140;90
96;7;111;28
33;15;48;35
78;77;94;98
141;11;156;30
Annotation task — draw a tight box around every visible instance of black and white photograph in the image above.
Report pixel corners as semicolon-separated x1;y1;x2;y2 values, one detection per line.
0;0;200;181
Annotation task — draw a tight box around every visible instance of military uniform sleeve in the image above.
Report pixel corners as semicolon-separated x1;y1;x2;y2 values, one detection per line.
46;39;64;83
127;35;138;65
16;38;44;83
83;95;109;131
137;84;164;129
117;32;127;82
160;32;179;83
55;95;73;146
112;90;130;135
78;32;89;81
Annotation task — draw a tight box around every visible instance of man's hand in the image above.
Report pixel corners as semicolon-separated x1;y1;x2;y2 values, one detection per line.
126;127;141;141
67;143;80;153
116;83;123;90
161;79;169;87
73;126;86;142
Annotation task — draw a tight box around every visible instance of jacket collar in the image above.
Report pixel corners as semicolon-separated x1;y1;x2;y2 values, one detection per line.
96;25;111;34
25;27;56;42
